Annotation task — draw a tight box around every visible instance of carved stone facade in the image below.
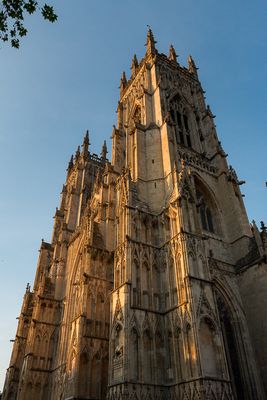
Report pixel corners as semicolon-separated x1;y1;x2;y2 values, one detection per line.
3;30;267;400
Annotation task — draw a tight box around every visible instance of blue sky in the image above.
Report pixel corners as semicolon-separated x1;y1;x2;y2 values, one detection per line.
0;0;267;390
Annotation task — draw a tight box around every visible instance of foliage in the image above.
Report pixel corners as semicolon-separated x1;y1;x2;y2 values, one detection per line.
0;0;57;48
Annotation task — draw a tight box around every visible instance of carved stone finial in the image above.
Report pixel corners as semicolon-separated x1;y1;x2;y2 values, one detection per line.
75;145;80;161
131;54;139;76
84;130;89;144
169;44;178;62
120;71;127;96
82;130;90;156
188;54;198;78
101;140;108;161
260;221;267;233
146;26;157;55
67;155;74;172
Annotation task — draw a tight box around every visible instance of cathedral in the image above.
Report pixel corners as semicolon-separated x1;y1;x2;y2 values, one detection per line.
2;30;267;400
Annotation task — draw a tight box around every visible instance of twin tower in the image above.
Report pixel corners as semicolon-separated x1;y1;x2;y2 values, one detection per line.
3;30;267;400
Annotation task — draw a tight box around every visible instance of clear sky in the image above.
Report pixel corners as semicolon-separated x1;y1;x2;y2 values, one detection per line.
0;0;266;391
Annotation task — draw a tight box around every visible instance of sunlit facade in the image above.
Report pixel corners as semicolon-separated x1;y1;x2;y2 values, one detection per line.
3;30;267;400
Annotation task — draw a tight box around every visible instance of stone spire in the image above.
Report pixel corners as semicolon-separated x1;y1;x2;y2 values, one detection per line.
120;71;127;96
169;44;178;62
188;55;198;78
146;27;157;55
101;140;108;161
82;130;90;156
131;54;139;77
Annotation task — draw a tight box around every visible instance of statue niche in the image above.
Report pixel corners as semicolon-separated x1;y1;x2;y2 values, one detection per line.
112;323;123;380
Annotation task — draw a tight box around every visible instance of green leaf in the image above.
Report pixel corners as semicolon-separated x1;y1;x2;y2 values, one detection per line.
24;0;37;14
11;38;20;48
41;4;57;22
0;1;58;48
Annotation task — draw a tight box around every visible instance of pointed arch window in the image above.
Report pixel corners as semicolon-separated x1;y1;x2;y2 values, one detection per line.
170;95;192;148
196;188;215;234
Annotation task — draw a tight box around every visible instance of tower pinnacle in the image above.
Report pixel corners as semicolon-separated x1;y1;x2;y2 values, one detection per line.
146;27;157;55
120;71;127;96
67;154;73;174
188;54;198;78
131;54;139;77
82;130;90;156
169;44;178;62
101;140;108;160
75;145;80;161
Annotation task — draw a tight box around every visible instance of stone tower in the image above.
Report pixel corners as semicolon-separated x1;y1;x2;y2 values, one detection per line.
2;30;267;400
